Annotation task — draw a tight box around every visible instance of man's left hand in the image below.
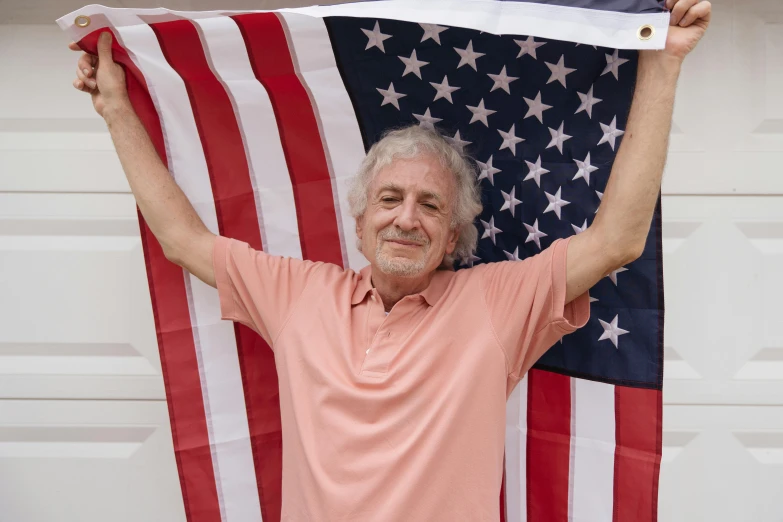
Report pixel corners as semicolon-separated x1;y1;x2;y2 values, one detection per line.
662;0;712;62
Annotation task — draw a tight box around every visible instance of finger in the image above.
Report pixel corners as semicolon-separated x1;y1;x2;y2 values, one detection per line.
679;1;711;27
670;0;700;26
77;53;96;77
76;65;96;89
96;31;114;64
68;41;81;51
72;78;94;94
664;0;676;10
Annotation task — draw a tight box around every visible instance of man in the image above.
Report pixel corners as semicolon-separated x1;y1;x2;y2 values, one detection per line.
69;0;710;519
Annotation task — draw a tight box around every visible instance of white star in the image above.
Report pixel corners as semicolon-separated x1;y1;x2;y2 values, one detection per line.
466;99;496;127
514;36;546;59
376;82;406;110
545;55;576;88
571;219;588;235
544;187;570;219
497;124;525;156
454;40;485;71
447;130;471;152
430;75;460;104
598;314;630;348
480;216;502;244
523;91;552;124
487;66;518;94
598;116;625;150
546;121;572;154
573;152;598;185
412;108;441;130
523;156;550;187
504;246;522;261
500;186;522;217
477;155;501;185
575;43;598;50
420;23;448;45
460;253;482;267
602;49;630;80
575;85;602;119
524;219;547;250
399;49;428;79
595;190;603;214
589;295;599;303
607;266;628;285
361;21;392;53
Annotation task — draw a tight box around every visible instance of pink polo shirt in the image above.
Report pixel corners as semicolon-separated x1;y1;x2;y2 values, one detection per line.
213;235;590;521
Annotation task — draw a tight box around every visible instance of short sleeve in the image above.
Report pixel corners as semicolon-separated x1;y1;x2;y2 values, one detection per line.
480;236;590;378
212;235;320;345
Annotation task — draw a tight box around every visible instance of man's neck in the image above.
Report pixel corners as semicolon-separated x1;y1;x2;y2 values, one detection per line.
371;270;433;312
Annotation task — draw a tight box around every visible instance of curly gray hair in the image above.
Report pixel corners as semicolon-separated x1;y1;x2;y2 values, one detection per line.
347;125;483;268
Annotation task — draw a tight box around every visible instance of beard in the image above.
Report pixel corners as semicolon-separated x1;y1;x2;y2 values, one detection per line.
374;228;430;277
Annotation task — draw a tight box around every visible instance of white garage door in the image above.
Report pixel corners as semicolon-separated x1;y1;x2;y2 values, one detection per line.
0;1;781;520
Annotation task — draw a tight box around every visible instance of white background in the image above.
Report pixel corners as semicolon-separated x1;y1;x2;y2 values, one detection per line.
1;0;781;520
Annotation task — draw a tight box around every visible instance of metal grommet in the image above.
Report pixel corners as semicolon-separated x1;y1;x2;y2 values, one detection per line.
75;15;91;28
637;24;655;41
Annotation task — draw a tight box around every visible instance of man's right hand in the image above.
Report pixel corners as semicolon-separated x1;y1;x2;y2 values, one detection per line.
69;31;129;118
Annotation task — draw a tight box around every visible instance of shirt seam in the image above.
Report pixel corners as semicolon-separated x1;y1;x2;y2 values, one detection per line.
479;268;512;376
271;261;322;346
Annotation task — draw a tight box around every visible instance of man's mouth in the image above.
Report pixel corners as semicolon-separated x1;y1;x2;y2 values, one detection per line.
386;239;422;247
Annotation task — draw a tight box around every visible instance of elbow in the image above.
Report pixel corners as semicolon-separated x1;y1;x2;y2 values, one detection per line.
614;241;645;267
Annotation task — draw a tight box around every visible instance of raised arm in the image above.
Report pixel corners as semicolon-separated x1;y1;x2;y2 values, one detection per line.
71;32;216;287
564;0;711;304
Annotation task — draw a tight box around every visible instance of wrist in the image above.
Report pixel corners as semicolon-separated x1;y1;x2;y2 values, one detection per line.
638;50;683;74
103;99;134;125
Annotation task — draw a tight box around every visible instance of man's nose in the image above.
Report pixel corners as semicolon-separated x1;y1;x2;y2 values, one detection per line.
393;199;420;230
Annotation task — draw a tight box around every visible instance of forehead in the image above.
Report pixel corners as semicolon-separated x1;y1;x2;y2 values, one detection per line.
371;154;455;196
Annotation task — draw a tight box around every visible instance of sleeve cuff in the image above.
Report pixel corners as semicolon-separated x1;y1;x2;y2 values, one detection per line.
212;235;237;321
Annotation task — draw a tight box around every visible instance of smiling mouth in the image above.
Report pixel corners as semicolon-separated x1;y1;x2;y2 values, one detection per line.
386;239;422;247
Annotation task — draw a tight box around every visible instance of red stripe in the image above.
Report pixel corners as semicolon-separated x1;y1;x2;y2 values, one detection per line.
78;27;221;522
149;19;284;522
231;12;344;267
613;387;662;522
526;369;571;522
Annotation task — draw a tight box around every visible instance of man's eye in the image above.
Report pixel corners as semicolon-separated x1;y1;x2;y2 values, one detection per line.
423;203;438;210
381;197;398;203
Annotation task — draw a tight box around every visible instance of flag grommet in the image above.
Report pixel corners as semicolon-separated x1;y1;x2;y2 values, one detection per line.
637;24;654;40
75;15;91;28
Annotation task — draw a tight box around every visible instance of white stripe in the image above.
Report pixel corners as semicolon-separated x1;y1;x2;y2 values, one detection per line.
279;12;369;271
570;378;616;521
504;375;527;522
105;14;263;522
58;2;670;51
193;16;303;260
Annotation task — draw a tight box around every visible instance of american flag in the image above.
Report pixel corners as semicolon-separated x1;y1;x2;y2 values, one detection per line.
59;2;667;521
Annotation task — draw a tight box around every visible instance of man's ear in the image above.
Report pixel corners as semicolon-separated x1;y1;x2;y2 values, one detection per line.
355;214;364;241
445;227;459;255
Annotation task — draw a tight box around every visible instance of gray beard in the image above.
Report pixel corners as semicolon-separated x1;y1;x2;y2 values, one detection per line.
375;247;428;277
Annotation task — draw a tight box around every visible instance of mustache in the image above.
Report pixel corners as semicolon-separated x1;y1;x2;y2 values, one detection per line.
379;228;429;245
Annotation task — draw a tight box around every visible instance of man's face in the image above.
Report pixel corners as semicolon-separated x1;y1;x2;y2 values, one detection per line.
356;154;459;278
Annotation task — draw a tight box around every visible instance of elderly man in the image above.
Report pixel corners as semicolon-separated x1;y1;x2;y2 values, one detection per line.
70;0;710;519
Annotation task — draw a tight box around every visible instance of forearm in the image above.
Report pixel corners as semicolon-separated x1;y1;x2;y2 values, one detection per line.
592;51;682;262
104;101;211;261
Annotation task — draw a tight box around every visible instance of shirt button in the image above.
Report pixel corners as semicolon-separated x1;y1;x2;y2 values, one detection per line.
366;348;370;354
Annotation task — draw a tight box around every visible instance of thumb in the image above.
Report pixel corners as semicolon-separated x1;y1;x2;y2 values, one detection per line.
97;31;114;63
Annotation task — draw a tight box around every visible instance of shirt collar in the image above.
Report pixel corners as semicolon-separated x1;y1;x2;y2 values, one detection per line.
350;265;453;307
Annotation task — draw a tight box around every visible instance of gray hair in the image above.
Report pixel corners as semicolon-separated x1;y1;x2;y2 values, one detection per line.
347;125;483;268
